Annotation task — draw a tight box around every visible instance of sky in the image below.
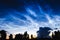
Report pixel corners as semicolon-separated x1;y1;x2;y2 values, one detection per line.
0;0;60;36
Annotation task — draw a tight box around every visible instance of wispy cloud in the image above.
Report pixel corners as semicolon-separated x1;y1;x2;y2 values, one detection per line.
0;12;60;35
0;5;60;36
26;8;37;17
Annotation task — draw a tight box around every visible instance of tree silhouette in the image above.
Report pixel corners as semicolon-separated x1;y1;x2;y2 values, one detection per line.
52;30;60;40
31;34;33;39
9;34;13;40
37;27;52;38
23;31;29;40
14;34;23;40
0;30;6;40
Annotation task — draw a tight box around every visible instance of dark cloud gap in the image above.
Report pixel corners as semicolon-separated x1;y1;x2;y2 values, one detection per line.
0;0;60;18
37;0;60;14
0;0;25;18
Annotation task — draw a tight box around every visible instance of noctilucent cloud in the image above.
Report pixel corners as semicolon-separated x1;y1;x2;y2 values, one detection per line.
0;0;60;35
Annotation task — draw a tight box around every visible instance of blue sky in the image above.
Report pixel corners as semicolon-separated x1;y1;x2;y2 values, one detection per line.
0;0;60;36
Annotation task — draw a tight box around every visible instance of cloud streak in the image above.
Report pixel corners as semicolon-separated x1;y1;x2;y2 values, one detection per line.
0;13;60;36
0;3;60;37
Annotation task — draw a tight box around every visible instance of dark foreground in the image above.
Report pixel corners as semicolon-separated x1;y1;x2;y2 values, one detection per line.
5;38;60;40
1;29;60;40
